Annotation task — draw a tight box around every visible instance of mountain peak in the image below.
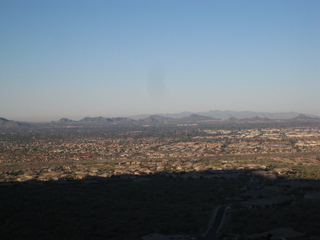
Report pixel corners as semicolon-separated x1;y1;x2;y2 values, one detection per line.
57;118;74;123
294;114;312;119
143;115;169;123
80;116;106;122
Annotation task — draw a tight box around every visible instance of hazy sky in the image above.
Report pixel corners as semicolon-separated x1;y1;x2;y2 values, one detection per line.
1;0;319;121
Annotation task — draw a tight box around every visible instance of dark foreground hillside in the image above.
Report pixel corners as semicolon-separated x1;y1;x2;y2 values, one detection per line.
0;174;239;240
1;170;320;240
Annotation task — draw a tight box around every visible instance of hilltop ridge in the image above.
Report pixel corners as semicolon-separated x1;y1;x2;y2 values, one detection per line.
0;117;24;127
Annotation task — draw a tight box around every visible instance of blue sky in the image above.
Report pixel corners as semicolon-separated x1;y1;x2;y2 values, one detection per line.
1;0;319;121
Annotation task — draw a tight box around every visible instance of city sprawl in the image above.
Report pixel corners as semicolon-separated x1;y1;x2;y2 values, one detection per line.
1;124;320;182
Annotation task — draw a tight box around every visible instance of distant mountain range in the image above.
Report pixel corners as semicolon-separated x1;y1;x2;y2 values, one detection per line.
0;110;319;127
52;112;317;125
133;113;316;124
130;110;319;120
